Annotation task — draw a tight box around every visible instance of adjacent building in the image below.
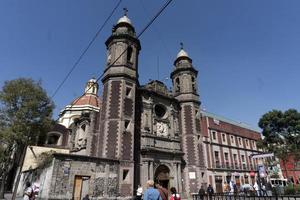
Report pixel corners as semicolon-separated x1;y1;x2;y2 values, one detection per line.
201;111;264;192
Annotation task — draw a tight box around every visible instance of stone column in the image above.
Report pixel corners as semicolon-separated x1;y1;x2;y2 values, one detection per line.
177;163;182;193
141;162;148;186
149;161;154;180
174;163;179;191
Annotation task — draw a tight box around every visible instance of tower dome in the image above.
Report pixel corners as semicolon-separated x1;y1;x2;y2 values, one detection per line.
173;43;193;67
176;42;190;59
117;15;132;25
177;49;189;59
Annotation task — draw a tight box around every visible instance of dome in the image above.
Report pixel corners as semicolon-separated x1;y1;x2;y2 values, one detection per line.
88;78;97;83
176;49;189;58
117;15;132;25
71;94;101;108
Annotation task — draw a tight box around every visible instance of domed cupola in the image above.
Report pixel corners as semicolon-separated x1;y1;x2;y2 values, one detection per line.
111;8;136;38
171;43;199;97
103;8;141;81
173;42;193;69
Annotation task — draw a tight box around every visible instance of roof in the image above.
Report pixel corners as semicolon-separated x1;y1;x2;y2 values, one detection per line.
71;94;101;108
177;49;189;58
201;110;261;133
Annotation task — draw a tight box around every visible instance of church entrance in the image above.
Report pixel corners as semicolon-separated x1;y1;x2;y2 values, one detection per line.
154;165;170;189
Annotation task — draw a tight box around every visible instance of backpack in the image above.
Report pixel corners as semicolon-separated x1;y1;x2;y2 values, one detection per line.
24;187;34;199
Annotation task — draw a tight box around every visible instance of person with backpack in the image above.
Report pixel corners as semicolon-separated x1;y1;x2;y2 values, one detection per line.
155;183;168;200
198;185;206;200
143;180;162;200
23;182;34;200
169;187;180;200
207;184;214;200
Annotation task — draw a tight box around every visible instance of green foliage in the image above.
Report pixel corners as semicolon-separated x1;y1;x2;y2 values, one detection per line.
36;150;55;169
0;78;54;145
258;109;300;162
0;78;54;181
284;183;295;195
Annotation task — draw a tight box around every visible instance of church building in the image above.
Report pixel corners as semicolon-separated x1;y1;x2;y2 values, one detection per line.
16;13;264;200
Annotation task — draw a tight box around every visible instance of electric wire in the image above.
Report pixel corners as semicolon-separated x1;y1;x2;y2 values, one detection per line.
51;0;122;99
66;0;174;110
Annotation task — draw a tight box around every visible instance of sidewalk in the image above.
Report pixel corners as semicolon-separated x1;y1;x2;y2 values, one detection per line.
2;193;23;200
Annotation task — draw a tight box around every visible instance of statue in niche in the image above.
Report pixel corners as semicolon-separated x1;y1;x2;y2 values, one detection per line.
144;113;150;131
75;124;87;150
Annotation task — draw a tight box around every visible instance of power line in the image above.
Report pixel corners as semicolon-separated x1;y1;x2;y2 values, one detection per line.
51;0;122;99
67;0;174;110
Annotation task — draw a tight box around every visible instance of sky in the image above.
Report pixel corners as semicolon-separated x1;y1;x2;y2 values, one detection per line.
0;0;300;130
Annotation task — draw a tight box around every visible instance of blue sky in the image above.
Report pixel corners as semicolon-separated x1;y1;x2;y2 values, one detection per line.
1;0;300;129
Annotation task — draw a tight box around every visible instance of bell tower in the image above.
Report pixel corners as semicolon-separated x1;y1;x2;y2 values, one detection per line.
97;10;141;197
171;44;206;197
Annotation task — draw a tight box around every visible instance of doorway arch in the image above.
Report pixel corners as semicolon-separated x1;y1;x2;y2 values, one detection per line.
154;165;170;189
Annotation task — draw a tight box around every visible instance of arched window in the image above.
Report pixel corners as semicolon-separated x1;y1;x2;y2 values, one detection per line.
48;135;60;145
192;76;197;93
175;78;180;92
127;46;133;63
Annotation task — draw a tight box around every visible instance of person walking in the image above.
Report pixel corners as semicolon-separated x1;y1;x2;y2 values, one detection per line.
23;182;34;200
265;181;272;196
155;183;168;200
253;181;260;196
169;187;180;200
207;184;214;200
136;185;143;200
143;180;162;200
198;185;205;200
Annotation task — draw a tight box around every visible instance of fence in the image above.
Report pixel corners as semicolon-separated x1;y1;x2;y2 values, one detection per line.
191;193;300;200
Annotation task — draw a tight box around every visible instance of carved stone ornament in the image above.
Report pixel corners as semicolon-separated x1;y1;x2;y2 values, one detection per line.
156;122;168;137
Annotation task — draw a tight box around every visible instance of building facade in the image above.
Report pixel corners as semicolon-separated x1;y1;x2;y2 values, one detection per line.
201;111;263;193
16;13;266;199
280;154;300;185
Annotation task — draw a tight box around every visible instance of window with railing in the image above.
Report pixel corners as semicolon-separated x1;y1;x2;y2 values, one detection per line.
234;162;239;169
215;160;221;168
225;162;230;168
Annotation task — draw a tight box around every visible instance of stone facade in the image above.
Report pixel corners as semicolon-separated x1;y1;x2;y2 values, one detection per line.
19;13;264;200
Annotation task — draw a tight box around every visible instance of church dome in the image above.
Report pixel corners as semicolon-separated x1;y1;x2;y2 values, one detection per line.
117;15;132;25
71;94;101;108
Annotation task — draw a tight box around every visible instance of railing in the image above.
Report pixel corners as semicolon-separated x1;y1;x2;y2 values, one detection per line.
192;193;300;200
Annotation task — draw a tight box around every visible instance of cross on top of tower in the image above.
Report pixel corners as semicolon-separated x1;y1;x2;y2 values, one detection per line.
180;42;184;50
123;8;128;16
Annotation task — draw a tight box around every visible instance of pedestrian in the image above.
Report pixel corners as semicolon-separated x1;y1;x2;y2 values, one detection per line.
198;185;205;200
253;181;260;196
206;184;214;200
170;187;180;200
136;184;143;200
265;181;272;196
155;183;168;200
23;182;34;200
143;180;162;200
223;182;230;200
82;194;90;200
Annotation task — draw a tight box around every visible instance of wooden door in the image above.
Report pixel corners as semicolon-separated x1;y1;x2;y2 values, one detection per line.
73;176;83;200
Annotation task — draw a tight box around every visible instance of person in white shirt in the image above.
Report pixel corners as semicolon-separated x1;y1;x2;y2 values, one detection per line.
136;184;143;200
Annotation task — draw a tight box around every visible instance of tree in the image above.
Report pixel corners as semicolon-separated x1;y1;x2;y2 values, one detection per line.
258;109;300;181
0;78;54;198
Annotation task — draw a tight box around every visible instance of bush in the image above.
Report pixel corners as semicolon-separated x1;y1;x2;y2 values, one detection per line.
284;184;295;195
297;185;300;194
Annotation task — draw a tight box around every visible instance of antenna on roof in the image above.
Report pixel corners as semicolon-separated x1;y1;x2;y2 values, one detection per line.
157;56;160;81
